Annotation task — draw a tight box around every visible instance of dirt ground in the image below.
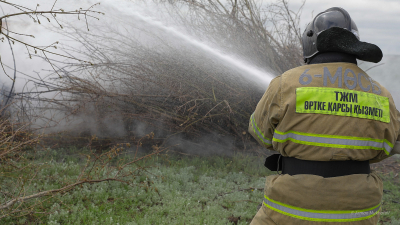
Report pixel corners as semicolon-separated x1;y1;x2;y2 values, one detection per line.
371;156;400;175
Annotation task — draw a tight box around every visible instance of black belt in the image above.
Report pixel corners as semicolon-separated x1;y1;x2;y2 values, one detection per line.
264;154;370;178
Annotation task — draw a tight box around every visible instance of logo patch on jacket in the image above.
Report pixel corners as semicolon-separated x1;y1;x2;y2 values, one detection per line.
296;87;390;123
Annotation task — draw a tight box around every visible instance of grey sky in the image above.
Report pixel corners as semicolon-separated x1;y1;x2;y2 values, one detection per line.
288;0;400;55
3;0;399;55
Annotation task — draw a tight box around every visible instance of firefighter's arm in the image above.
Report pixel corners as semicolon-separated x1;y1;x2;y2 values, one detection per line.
248;76;281;151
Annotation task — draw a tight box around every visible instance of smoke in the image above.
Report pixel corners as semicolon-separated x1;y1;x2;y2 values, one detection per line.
165;133;237;156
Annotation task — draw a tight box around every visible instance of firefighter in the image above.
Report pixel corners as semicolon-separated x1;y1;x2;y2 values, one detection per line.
249;7;400;225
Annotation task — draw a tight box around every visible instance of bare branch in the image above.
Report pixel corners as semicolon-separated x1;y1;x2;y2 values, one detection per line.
0;178;127;210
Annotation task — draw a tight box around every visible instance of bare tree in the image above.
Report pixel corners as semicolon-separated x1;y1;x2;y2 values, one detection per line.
0;0;102;110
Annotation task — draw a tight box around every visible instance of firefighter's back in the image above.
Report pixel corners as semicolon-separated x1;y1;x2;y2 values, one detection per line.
251;62;398;225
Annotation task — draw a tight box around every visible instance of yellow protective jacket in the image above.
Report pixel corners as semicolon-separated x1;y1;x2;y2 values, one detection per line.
249;63;400;224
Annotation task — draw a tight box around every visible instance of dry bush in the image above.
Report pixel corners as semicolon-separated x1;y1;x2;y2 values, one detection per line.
13;0;304;153
22;26;265;152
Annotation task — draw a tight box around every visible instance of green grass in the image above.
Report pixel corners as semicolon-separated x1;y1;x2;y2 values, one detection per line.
380;172;400;224
1;148;400;224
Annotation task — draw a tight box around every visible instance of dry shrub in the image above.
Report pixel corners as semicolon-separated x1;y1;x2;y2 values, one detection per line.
16;0;304;153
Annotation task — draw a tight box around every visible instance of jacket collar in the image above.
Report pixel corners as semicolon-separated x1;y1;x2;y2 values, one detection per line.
307;52;357;65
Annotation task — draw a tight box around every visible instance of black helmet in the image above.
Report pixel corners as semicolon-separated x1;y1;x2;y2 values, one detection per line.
302;7;382;63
